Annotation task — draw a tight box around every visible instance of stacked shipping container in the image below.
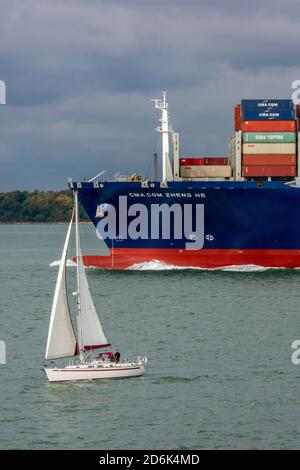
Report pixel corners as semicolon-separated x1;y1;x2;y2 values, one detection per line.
179;99;299;180
179;157;231;178
235;99;297;178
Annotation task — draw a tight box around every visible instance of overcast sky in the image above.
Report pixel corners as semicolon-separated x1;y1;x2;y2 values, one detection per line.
1;0;300;191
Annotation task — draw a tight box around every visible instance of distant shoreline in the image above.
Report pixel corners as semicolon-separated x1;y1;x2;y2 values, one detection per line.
0;189;89;224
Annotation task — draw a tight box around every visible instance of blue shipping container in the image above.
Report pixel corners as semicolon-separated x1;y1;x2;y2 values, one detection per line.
242;99;293;110
242;109;295;121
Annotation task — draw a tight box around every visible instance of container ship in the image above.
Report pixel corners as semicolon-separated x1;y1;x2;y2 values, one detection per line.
69;92;300;269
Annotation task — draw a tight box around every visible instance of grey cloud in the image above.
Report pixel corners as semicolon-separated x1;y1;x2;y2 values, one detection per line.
1;0;300;190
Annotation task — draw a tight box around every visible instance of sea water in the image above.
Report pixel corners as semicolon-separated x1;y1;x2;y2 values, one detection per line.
0;223;300;449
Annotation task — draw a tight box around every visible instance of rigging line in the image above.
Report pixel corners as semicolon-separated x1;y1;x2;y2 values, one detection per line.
74;191;84;361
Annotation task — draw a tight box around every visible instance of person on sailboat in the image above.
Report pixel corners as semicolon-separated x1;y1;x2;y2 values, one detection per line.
114;352;120;363
96;351;115;362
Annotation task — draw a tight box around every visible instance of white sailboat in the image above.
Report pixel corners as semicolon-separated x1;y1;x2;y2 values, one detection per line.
44;192;146;383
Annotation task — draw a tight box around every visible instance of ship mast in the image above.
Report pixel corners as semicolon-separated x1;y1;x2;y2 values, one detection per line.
152;90;173;181
74;191;83;362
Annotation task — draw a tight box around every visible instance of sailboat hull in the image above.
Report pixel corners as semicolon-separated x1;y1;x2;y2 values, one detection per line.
44;365;145;382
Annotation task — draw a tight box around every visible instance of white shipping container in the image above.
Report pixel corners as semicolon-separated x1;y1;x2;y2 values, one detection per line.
242;143;296;154
235;131;242;179
180;165;232;178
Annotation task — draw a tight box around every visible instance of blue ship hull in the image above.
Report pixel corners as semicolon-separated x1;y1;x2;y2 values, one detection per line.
71;180;300;269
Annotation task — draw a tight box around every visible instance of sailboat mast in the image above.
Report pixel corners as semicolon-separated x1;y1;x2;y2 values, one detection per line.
75;191;83;361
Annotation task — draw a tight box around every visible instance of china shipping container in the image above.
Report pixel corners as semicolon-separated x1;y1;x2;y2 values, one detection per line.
242;143;296;154
242;165;296;177
242;120;297;132
242;154;296;165
242;132;296;143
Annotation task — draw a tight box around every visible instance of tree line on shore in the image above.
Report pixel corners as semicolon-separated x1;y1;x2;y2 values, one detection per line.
0;190;89;222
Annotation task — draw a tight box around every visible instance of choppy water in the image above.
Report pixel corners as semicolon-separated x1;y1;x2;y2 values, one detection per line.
1;223;300;449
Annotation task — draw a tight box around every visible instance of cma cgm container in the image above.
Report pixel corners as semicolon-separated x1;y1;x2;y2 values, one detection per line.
242;109;295;121
241;99;294;110
243;132;296;143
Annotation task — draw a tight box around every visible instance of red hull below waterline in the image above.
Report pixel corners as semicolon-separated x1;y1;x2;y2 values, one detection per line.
78;249;300;270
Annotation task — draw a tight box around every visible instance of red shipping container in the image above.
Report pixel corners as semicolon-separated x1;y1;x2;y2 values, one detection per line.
179;158;228;166
242;165;296;177
179;158;205;166
206;157;228;165
234;104;241;131
243;154;296;165
242;120;297;132
296;105;300;119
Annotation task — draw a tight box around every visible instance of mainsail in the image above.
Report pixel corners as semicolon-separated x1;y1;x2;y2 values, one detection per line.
45;211;78;361
77;241;111;351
